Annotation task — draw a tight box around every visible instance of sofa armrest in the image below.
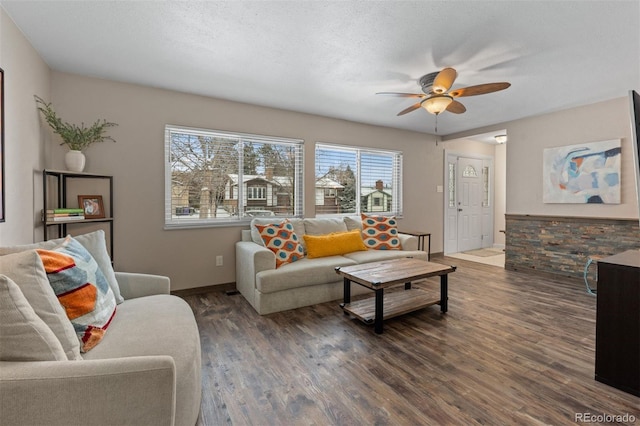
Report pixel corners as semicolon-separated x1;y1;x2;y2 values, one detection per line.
399;234;418;251
115;272;171;300
0;356;176;426
235;241;275;304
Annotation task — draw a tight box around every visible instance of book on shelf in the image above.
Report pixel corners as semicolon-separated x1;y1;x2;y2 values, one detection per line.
46;215;86;222
47;208;85;214
42;209;85;222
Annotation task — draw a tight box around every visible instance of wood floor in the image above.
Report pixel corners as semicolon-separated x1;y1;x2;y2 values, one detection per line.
181;256;639;425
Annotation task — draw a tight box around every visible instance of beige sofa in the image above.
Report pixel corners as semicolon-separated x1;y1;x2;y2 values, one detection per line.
0;231;201;426
236;217;428;315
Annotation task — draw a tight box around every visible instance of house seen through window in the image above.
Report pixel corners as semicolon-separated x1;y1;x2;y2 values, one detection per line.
315;143;403;216
165;125;303;227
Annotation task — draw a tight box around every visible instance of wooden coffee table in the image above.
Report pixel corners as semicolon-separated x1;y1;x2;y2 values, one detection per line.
335;258;456;334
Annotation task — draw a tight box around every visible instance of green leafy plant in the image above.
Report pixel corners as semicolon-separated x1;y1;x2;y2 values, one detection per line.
35;95;117;151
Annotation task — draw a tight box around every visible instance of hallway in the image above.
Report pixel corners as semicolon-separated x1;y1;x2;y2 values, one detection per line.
447;247;505;267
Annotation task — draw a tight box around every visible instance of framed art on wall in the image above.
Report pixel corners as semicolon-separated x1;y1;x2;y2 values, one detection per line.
0;67;5;222
78;195;105;219
543;139;622;204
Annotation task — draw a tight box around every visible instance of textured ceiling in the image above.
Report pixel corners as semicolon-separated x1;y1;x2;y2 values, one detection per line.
2;1;639;136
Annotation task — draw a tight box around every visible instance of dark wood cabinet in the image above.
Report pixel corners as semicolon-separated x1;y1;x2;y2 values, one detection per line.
595;249;640;396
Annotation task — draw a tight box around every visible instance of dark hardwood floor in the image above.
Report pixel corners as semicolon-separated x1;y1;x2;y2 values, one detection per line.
182;256;639;425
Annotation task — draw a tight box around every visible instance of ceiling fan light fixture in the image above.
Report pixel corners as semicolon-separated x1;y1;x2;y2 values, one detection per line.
432;84;447;94
422;95;453;115
495;134;508;144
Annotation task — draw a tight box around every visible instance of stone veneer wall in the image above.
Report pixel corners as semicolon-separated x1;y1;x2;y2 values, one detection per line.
505;214;640;278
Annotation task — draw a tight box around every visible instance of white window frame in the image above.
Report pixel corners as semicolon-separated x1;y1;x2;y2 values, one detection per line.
315;143;403;217
247;186;266;200
165;125;304;229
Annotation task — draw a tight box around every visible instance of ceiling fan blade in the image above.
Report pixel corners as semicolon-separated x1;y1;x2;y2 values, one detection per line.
377;92;426;98
449;82;511;97
397;102;423;116
432;67;458;94
446;100;466;114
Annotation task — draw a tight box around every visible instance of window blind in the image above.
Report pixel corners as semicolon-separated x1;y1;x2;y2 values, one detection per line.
165;125;303;228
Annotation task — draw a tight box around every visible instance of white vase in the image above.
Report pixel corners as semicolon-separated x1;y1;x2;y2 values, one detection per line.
64;150;86;172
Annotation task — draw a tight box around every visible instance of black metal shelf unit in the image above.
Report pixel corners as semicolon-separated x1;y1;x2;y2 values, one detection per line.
43;169;114;260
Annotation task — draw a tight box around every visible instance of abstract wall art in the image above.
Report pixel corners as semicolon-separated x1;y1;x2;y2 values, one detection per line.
543;139;621;204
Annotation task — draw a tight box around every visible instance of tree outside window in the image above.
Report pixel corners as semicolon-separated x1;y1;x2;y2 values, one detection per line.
165;126;303;227
315;143;402;216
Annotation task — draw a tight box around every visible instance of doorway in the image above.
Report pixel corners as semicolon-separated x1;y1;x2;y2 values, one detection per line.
444;152;494;255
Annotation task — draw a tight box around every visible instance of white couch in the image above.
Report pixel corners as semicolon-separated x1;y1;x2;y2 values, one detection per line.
0;231;201;426
236;217;428;315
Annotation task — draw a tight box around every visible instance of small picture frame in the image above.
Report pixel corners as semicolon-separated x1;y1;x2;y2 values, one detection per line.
78;195;105;219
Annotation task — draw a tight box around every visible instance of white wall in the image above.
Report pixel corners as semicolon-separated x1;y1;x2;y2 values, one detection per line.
494;143;506;246
0;8;51;245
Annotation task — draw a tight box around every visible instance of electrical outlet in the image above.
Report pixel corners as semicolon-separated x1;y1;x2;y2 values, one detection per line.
216;255;223;267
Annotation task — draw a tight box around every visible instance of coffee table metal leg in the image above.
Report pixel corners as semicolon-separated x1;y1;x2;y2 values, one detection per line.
374;288;384;334
341;277;351;314
440;274;448;313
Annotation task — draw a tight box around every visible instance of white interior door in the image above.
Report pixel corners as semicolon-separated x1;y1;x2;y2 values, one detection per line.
457;157;483;252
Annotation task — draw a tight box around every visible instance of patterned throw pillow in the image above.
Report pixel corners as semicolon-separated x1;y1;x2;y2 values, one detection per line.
255;219;305;268
361;214;401;250
37;236;117;352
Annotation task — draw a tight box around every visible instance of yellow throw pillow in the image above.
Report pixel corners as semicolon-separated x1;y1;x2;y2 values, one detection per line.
304;230;368;258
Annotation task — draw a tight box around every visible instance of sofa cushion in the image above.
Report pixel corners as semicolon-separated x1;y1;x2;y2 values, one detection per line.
255;219;305;268
0;250;82;360
303;217;348;235
37;236;117;352
0;275;67;362
83;294;202;426
343;215;363;231
0;230;123;304
303;230;367;258
361;214;401;250
256;256;358;294
74;231;123;304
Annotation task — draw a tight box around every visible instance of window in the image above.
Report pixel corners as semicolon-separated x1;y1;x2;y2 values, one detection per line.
482;166;490;207
165;125;303;228
462;164;477;177
448;162;456;208
247;186;266;200
315;143;402;216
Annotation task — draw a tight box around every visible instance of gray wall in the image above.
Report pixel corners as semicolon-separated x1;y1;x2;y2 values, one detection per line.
47;71;446;290
0;8;51;245
447;97;638;221
2;7;637;292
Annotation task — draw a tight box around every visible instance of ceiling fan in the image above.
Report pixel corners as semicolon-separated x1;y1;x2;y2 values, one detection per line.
377;67;511;117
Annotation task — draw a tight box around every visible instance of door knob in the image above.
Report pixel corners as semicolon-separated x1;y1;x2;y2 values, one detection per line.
458;208;463;212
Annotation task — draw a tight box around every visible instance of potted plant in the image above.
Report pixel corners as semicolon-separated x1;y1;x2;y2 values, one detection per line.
35;95;117;172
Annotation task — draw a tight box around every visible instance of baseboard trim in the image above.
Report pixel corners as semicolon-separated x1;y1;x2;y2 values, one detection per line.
171;282;236;297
